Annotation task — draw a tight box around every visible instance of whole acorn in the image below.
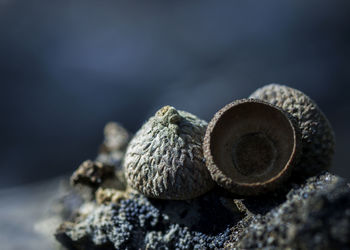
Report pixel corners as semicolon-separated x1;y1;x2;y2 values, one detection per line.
203;99;301;195
124;105;214;200
250;84;335;177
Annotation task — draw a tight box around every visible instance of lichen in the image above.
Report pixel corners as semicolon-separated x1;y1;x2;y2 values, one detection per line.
56;172;350;250
231;172;349;250
56;192;240;249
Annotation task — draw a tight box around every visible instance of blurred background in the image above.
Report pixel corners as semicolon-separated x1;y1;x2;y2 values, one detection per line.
1;0;350;189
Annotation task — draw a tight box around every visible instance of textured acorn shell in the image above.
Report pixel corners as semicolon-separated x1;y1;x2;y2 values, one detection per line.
203;99;301;195
250;84;335;177
124;106;215;200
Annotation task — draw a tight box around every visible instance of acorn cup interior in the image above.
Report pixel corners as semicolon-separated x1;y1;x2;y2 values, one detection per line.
209;100;299;186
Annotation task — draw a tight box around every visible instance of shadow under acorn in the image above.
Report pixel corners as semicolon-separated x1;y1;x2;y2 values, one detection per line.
230;171;314;216
147;189;244;235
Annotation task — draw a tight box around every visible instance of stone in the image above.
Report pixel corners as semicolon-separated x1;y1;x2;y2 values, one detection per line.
55;172;350;249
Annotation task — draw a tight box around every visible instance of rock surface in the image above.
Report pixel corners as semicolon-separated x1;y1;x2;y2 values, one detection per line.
55;172;350;249
230;172;350;249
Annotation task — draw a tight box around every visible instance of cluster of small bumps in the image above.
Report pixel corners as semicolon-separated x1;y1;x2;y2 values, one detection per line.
56;193;234;249
234;172;350;249
250;84;335;177
56;172;350;250
124;105;214;200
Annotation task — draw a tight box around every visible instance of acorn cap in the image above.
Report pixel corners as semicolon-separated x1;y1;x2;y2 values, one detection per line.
250;84;335;177
203;99;301;195
124;105;214;200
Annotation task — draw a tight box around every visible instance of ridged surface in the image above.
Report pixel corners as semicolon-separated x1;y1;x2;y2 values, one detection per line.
203;99;301;195
250;84;335;177
124;106;214;200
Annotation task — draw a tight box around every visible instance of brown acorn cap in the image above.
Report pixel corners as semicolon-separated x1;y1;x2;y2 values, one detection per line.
203;99;301;195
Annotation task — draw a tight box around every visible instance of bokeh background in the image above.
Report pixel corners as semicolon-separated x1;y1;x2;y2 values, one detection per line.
1;1;350;188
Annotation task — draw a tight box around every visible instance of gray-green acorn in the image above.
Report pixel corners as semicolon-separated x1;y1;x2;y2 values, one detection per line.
124;105;214;200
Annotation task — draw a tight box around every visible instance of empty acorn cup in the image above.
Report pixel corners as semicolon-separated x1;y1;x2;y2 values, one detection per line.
203;99;301;195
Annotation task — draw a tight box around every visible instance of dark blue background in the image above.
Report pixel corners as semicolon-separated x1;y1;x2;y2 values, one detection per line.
1;1;349;187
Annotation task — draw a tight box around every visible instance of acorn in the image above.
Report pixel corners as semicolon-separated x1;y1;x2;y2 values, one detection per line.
203;99;301;195
124;105;214;200
250;84;335;177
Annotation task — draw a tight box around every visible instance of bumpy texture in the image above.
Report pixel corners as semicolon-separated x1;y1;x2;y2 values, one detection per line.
250;84;335;177
230;172;350;249
55;172;350;250
70;160;115;188
55;192;239;249
124;106;214;200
